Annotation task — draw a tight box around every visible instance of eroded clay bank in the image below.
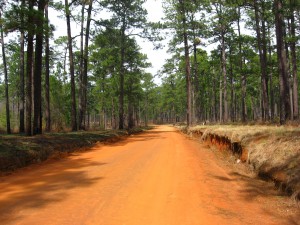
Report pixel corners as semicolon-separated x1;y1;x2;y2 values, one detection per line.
182;126;300;202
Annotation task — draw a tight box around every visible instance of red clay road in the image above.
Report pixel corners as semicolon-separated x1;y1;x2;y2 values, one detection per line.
0;126;299;225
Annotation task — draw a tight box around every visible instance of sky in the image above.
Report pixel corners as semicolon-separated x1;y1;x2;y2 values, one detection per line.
138;0;169;82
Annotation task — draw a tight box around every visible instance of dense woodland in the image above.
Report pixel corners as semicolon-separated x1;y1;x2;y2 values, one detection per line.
0;0;299;135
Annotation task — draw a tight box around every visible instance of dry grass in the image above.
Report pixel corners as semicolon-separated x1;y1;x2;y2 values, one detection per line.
0;127;152;174
184;125;300;201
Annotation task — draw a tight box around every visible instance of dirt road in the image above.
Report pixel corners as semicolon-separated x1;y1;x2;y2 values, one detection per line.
0;126;299;225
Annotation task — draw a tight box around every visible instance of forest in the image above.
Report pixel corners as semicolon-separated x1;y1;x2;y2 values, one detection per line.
0;0;298;135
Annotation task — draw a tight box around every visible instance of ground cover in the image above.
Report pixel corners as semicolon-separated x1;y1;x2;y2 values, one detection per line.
183;125;300;201
0;127;150;174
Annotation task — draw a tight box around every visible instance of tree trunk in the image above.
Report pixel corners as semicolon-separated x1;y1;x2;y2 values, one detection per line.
219;71;223;122
33;0;46;135
254;0;269;121
290;8;298;120
285;31;294;118
229;51;234;122
0;11;11;134
82;0;93;129
127;77;134;129
26;0;35;136
193;32;200;122
19;0;25;133
119;23;125;130
145;95;148;126
267;25;274;120
212;68;217;122
261;1;269;120
19;31;25;133
221;32;228;122
274;0;291;124
65;0;77;131
128;98;134;129
179;0;192;127
103;109;106;130
112;97;117;129
237;7;246;123
45;2;51;132
79;2;85;130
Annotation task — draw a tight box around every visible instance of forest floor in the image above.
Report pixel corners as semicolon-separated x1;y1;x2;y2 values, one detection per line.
0;127;150;174
0;125;299;225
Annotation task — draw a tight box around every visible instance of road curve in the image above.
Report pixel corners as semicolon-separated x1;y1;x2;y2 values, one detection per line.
0;126;298;225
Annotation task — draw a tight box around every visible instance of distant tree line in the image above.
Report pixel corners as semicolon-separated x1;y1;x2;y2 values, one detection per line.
0;0;299;135
0;0;162;135
161;0;300;126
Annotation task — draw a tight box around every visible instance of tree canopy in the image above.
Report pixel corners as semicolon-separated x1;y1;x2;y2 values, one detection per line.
0;0;299;134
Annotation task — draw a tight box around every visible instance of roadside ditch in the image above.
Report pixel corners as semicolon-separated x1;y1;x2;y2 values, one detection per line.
180;125;300;202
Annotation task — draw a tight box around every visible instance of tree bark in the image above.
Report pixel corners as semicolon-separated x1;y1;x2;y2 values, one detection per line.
237;6;246;123
119;23;125;130
229;45;234;122
144;92;148;126
179;0;192;127
45;2;51;132
128;99;134;129
267;25;274;120
127;75;134;129
19;0;25;133
78;2;85;130
212;68;217;122
0;11;11;134
289;7;298;120
33;0;46;135
193;32;200;122
219;70;223;122
26;0;35;136
221;32;228;122
65;0;77;131
254;0;269;121
82;0;93;129
274;0;291;124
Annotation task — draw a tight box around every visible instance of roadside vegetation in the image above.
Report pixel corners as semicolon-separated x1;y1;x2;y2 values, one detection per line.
181;124;300;201
0;127;151;174
1;1;300;134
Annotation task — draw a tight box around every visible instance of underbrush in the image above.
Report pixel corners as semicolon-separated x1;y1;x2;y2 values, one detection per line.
180;125;300;201
0;127;151;174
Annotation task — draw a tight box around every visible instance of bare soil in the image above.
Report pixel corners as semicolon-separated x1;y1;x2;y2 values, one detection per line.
187;125;300;200
0;125;299;224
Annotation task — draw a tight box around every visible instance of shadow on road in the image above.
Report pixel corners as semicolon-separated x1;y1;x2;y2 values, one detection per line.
0;157;105;224
98;128;174;148
0;127;175;224
210;170;300;225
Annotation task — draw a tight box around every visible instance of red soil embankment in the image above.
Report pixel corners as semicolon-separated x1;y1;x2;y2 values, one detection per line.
185;125;300;201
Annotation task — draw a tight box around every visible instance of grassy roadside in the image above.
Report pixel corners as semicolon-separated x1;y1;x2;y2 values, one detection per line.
181;125;300;201
0;127;152;174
